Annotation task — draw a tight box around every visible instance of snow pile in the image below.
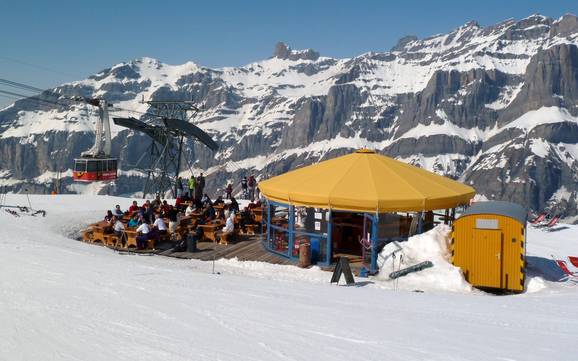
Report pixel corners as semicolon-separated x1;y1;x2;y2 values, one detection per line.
526;277;548;293
375;225;473;293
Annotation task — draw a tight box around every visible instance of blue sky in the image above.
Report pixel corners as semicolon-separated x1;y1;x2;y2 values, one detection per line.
0;0;577;106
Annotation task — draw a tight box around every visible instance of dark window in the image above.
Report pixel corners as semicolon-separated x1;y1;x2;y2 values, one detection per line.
74;160;87;172
96;160;102;172
87;160;97;172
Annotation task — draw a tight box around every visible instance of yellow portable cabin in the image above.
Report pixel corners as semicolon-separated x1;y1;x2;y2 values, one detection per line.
451;201;527;292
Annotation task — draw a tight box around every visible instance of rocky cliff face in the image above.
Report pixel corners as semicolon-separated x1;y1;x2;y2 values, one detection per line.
2;14;578;220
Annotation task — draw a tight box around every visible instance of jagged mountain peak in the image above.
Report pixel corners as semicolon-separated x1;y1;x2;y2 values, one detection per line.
272;41;320;61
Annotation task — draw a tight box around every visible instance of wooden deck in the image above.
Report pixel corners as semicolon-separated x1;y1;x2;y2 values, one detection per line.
80;232;373;275
148;235;296;266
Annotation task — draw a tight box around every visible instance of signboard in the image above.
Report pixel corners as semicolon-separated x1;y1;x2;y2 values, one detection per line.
305;208;328;234
476;218;499;229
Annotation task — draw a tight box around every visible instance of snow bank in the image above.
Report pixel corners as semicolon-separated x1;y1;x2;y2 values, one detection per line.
374;225;473;293
213;258;329;284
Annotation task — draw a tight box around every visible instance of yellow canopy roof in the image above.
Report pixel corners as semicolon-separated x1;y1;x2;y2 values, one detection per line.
259;149;476;213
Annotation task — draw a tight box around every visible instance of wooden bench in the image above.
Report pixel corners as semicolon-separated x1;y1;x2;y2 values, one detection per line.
103;234;118;247
125;235;155;250
81;230;93;243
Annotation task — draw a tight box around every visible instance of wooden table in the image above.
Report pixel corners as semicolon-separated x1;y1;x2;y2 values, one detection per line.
124;229;138;248
198;222;224;242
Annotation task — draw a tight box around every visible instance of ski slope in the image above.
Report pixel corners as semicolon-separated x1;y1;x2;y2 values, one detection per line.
1;195;577;361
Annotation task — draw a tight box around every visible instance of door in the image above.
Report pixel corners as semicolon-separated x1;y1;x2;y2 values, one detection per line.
471;229;502;288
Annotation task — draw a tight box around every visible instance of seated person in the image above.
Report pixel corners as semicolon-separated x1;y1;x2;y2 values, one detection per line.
213;196;225;206
203;204;216;220
175;196;183;208
185;203;195;216
143;204;155;224
104;210;114;223
247;200;262;210
186;218;205;251
127;214;140;228
201;193;212;206
239;208;255;233
153;215;168;235
112;216;125;237
181;192;191;202
167;205;179;235
219;212;235;242
112;204;124;217
229;197;240;213
135;220;151;249
128;200;140;214
161;200;171;214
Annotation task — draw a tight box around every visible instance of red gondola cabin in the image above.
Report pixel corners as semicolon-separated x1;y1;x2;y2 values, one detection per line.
73;158;118;182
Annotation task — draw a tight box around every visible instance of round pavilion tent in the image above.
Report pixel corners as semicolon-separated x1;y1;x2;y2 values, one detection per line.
258;149;475;273
259;149;475;212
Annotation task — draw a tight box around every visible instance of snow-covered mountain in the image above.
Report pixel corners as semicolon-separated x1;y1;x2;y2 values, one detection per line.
2;14;578;218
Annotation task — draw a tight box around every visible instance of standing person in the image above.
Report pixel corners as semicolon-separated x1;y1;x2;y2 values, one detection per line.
248;175;256;202
198;173;206;197
176;177;183;197
188;175;196;202
194;174;203;204
241;176;248;199
152;195;162;209
225;183;233;200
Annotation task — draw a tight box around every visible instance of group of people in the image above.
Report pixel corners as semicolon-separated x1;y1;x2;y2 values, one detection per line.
176;173;259;203
175;173;206;203
104;197;174;249
102;185;261;250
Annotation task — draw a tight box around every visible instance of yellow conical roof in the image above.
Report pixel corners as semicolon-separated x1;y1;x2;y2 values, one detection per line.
259;149;475;212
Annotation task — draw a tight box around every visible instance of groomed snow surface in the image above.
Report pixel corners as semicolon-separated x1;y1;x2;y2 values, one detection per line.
1;195;577;361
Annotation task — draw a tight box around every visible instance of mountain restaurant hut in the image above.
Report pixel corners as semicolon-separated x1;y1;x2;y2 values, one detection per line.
258;149;476;275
